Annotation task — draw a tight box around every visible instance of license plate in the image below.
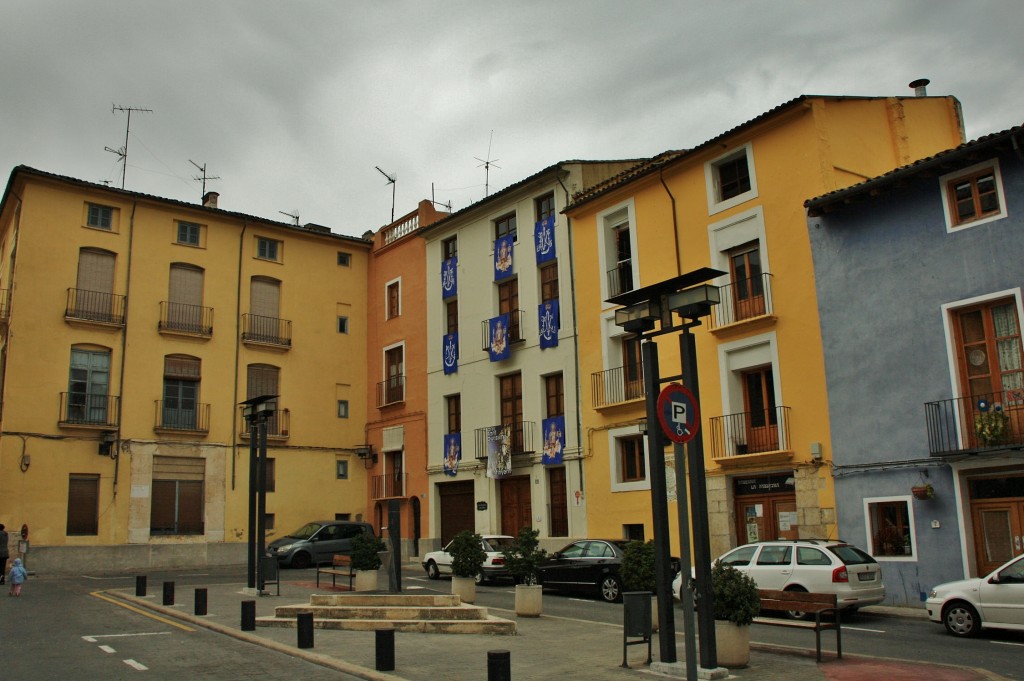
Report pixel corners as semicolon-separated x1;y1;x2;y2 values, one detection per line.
858;572;875;581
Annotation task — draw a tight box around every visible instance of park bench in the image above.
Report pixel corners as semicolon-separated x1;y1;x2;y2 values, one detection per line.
754;589;842;662
316;553;356;590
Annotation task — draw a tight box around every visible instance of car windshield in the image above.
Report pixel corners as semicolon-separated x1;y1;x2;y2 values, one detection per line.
828;544;876;565
483;537;515;551
288;523;323;540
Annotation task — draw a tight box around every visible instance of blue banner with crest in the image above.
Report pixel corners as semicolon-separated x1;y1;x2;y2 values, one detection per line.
488;314;511;361
538;299;559;349
443;432;462;477
534;216;556;264
443;333;458;374
493;235;514;281
541;415;565;465
441;256;457;299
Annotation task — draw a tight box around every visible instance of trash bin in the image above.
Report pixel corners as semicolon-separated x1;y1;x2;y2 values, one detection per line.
623;591;652;638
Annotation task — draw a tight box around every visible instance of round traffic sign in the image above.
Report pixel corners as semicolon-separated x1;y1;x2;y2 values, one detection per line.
657;383;699;444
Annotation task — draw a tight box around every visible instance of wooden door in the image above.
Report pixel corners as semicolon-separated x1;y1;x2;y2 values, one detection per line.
438;481;474;545
500;475;532;537
971;501;1024;575
742;366;779;452
548;467;568;537
729;243;765;321
735;494;798;543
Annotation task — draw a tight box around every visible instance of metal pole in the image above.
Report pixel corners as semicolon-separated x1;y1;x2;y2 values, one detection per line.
257;417;269;592
673;441;698;680
247;418;258;590
641;338;677;663
680;326;717;669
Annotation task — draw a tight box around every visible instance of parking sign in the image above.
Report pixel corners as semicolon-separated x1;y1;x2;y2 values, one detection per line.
657;383;699;444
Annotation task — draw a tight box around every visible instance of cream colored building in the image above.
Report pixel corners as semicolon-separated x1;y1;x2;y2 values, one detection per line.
0;166;370;571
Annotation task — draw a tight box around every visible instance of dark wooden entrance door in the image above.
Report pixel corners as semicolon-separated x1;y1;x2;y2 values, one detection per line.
438;480;474;545
500;475;532;536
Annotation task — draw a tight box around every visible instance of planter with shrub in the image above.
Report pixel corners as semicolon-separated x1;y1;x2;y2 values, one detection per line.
711;559;760;668
350;531;386;591
448;530;487;603
502;527;548;616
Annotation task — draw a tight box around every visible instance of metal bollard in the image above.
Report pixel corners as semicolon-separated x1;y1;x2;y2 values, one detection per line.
194;588;208;616
488;650;511;681
241;600;256;631
162;581;174;606
135;575;147;597
375;628;395;671
297;612;314;649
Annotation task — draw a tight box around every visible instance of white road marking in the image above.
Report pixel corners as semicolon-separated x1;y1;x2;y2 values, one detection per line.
123;659;148;671
82;632;173;642
99;645;116;654
992;640;1024;648
842;626;886;633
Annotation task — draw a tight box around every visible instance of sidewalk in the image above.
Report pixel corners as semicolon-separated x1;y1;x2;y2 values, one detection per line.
106;568;1004;681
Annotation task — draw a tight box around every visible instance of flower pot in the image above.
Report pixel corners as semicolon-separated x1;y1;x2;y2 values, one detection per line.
911;485;934;500
714;620;751;668
354;569;379;592
514;583;543;617
452;575;477;604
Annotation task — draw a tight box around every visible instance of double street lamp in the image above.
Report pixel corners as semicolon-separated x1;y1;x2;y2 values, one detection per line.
241;394;277;593
610;268;724;678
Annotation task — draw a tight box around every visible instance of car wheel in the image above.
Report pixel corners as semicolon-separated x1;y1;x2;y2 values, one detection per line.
290;552;311;570
475;572;487;585
599;575;622;603
943;601;981;638
783;585;812;620
425;561;440;580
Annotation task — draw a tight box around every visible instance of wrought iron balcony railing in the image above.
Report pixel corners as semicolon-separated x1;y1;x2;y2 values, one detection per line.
709;406;791;458
154;400;210;433
241;313;292;347
480;309;525;352
925;390;1024;456
371;473;407;499
377;376;406;407
711;273;774;327
65;288;126;326
474;420;536;460
239;406;290;439
59;392;120;428
591;365;645;407
606;262;634;297
159;301;213;336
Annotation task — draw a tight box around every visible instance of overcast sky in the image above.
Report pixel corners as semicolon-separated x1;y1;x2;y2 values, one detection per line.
2;1;1020;237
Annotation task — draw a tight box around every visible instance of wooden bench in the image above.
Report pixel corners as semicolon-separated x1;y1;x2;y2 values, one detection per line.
316;554;356;590
754;589;842;662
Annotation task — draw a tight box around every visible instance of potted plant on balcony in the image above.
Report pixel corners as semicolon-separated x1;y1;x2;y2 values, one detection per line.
711;559;760;668
619;540;659;631
502;527;547;617
911;483;935;501
975;401;1009;446
448;530;486;604
350;531;386;591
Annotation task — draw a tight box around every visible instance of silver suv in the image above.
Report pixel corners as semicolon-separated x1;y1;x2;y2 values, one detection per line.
674;539;885;614
266;520;373;569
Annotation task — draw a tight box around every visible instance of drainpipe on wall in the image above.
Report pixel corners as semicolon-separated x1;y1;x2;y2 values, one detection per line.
113;200;139;498
231;221;248;490
556;171;585;496
658;167;682;277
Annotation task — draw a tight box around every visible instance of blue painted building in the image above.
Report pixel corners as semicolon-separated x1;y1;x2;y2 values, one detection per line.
806;124;1024;607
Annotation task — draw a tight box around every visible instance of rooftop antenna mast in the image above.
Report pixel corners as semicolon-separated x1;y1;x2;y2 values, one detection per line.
279;210;300;225
375;166;397;223
474;131;500;197
430;183;452;212
189;160;220;199
105;104;152;189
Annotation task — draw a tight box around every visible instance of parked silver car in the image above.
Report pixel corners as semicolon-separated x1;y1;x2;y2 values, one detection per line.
926;553;1024;637
422;534;515;584
266;520;373;569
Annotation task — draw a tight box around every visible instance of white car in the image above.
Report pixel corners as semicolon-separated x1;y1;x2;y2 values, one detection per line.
672;540;885;615
926;553;1024;637
422;534;516;584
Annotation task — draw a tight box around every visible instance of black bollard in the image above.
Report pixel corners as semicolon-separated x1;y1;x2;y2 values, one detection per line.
297;612;314;649
241;600;256;631
162;581;174;606
194;588;208;616
488;650;511;681
135;575;147;597
375;628;395;671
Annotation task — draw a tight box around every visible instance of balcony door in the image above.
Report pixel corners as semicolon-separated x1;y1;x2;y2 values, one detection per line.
76;248;115;320
385;346;404;404
969;474;1024;576
742;366;778;452
168;264;204;332
498;278;519;342
729;242;765;321
622;336;643;401
500;373;523;453
250;277;281;341
69;348;110;424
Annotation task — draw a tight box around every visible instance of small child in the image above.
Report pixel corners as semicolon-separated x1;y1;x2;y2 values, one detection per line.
8;557;27;596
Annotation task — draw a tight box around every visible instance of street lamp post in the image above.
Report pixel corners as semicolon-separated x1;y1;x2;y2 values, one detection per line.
610;268;724;676
241;394;277;593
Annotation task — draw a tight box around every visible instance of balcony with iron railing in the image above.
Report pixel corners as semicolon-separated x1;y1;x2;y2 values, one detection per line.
371;473;407;500
154;400;210;434
710;273;775;328
606;261;634;298
377;376;406;408
65;288;126;326
709;406;791;462
158;301;213;337
591;365;645;408
925;390;1024;456
58;392;120;429
238;406;290;440
480;310;526;352
241;313;291;348
474;420;536;460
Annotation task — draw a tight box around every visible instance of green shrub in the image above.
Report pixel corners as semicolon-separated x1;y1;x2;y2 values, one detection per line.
350;531;386;571
711;560;760;626
449;531;487;578
502;527;547;584
619;540;656;592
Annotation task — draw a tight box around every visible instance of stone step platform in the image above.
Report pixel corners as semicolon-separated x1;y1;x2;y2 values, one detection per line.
255;593;517;635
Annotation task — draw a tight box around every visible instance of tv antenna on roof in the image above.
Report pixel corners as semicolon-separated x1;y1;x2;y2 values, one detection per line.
189;160;220;199
279;210;300;225
474;131;500;197
105;104;152;189
375;166;397;223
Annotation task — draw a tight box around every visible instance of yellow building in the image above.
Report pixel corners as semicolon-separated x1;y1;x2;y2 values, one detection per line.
0;167;370;571
564;94;965;557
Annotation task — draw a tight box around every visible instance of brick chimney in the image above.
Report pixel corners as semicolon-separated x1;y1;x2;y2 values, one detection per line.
202;191;219;208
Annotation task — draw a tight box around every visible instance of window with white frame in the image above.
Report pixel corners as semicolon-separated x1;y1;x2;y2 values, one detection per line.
86;203;114;230
940;159;1007;231
705;142;758;215
607;425;650;492
256;237;281;262
597;203;637;300
386;279;401;319
177;221;201;246
864;496;917;560
717;333;783;455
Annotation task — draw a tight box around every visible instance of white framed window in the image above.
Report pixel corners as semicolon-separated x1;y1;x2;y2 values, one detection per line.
939;159;1007;232
86;203;115;230
176;221;201;246
596;201;637;303
705;142;758;215
256;237;281;262
607;424;650;492
863;495;917;561
716;332;785;455
386;278;401;319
